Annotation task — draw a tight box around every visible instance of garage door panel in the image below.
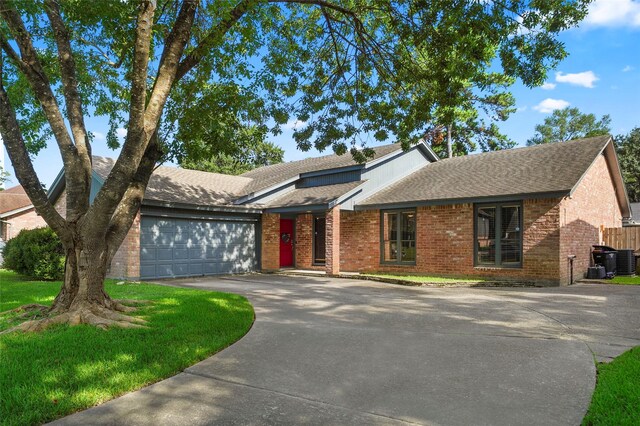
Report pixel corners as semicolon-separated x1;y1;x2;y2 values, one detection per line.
189;263;203;275
173;247;189;260
140;216;256;279
140;248;156;261
173;263;189;276
140;264;157;278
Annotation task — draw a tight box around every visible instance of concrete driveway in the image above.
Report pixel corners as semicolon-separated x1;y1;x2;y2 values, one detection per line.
53;275;640;426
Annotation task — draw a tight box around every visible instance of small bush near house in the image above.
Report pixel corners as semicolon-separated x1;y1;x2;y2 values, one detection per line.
2;227;65;280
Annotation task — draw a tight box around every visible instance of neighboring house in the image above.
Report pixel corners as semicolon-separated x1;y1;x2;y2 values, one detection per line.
0;185;47;241
49;135;630;285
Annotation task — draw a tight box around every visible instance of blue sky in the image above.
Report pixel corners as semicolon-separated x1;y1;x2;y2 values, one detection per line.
2;0;640;189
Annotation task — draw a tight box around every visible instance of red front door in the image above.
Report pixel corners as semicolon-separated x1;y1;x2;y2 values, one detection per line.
279;219;294;267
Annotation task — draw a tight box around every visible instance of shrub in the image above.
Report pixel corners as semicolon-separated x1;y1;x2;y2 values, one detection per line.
2;227;65;280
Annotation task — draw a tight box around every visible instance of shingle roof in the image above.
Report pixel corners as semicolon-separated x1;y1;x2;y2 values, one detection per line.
240;143;402;194
92;157;253;206
259;181;365;209
0;185;33;215
360;135;612;207
630;203;640;220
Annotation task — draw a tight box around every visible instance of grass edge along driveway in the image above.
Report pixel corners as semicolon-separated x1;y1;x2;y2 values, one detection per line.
0;270;254;426
583;346;640;425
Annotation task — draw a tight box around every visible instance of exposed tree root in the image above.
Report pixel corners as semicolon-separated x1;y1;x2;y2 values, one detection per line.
115;299;152;306
0;303;50;316
1;303;149;334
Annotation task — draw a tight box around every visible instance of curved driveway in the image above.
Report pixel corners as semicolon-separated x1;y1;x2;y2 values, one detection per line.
54;275;640;425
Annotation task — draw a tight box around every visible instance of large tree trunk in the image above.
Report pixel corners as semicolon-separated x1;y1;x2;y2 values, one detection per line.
5;231;147;333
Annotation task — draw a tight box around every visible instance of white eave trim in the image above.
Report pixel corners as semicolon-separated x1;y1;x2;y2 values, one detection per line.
0;205;35;218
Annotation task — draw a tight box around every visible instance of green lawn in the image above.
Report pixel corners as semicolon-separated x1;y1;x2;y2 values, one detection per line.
0;270;254;426
583;347;640;425
609;275;640;285
362;273;488;284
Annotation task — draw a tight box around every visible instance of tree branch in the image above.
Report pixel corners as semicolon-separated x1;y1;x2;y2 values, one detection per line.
0;1;76;164
0;68;68;241
175;0;253;81
44;0;93;217
90;0;196;231
104;135;162;260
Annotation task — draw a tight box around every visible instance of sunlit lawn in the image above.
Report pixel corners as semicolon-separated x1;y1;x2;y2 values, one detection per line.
609;275;640;285
583;346;640;425
362;273;488;284
0;270;254;426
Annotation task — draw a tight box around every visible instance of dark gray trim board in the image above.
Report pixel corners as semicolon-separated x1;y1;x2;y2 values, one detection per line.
141;206;260;222
265;204;329;214
142;199;263;214
355;191;569;211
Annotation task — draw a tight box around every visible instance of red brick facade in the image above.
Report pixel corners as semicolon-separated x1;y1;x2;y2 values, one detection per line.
335;199;562;283
261;213;280;271
260;153;623;285
107;212;141;279
559;154;623;284
294;213;314;269
0;208;47;240
325;206;341;275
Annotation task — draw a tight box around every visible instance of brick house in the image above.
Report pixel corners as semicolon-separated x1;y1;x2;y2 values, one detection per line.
49;135;630;285
0;185;47;241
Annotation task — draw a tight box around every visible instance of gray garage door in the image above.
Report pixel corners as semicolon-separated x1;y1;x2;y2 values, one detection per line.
140;216;257;279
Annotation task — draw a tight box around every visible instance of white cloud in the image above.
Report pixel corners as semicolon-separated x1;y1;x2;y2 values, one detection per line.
533;98;570;113
622;65;634;72
584;0;640;28
92;131;105;141
541;82;556;90
516;106;528;112
283;119;307;130
555;71;599;88
116;128;127;138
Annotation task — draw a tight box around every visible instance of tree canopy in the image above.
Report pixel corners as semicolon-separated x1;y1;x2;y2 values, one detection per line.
526;107;611;146
616;128;640;203
0;0;592;330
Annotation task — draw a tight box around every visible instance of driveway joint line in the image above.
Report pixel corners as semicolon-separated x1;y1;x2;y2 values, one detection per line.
180;370;422;425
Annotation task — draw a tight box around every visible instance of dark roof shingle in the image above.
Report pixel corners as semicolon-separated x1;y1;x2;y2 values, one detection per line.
240;143;402;194
259;181;365;209
92;157;252;206
360;135;612;207
0;185;32;215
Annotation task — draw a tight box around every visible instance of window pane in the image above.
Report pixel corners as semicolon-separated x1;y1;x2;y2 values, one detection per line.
401;212;416;261
501;206;521;264
477;207;496;265
383;213;398;261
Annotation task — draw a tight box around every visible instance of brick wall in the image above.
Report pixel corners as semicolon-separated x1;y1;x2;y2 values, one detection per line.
559;154;623;284
261;213;280;271
340;210;380;271
1;208;47;240
326;206;341;275
339;199;563;284
295;214;313;269
107;213;141;279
